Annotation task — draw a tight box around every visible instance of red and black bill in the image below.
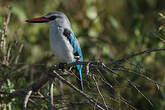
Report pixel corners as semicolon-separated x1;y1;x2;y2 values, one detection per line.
26;17;49;23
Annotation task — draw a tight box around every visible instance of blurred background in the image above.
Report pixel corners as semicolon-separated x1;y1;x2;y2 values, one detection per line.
0;0;165;110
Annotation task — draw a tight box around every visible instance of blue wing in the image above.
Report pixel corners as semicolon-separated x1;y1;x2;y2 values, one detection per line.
63;28;83;90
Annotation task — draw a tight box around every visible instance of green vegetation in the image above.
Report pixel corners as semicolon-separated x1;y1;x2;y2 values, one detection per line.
0;0;165;110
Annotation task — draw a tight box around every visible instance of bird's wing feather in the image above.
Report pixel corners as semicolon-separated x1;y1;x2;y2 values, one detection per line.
63;28;83;61
63;28;83;90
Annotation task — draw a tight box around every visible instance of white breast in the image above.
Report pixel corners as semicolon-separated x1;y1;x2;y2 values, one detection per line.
49;26;74;63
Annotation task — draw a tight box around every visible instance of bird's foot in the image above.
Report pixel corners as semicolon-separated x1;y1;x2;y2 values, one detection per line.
59;63;67;71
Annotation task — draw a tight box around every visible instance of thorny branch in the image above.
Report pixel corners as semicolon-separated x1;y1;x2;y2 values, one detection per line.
0;48;165;109
50;71;114;110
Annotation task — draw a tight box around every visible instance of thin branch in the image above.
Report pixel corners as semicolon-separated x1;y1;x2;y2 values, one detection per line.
93;75;108;110
23;89;32;110
110;48;165;64
1;6;12;65
50;71;115;110
8;71;49;98
95;67;137;110
1;52;164;109
113;66;165;87
152;32;165;43
15;43;24;64
58;80;64;105
119;96;137;110
0;62;101;98
127;79;153;106
102;65;153;106
49;77;54;110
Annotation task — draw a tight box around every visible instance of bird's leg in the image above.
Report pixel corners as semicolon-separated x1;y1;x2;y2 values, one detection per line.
59;63;67;71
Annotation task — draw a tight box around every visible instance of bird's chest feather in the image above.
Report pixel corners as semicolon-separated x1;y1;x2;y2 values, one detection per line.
49;26;74;63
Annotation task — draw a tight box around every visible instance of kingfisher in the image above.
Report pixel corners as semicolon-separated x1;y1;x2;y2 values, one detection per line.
26;11;83;90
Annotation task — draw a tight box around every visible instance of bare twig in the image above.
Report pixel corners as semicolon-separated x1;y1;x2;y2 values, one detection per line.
153;32;165;43
119;96;137;110
49;77;54;110
113;66;165;87
51;71;114;110
95;67;137;110
1;49;165;109
15;43;24;64
58;80;64;105
110;48;165;64
93;75;108;110
103;65;153;106
23;89;32;110
1;6;12;65
0;61;114;109
127;79;153;106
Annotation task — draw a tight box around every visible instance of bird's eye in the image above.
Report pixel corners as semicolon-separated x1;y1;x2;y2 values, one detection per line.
48;16;57;20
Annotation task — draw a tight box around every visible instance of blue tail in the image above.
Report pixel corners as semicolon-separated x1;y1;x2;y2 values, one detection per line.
67;30;83;90
76;64;83;90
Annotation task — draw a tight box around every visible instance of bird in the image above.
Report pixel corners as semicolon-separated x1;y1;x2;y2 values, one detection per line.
26;11;84;90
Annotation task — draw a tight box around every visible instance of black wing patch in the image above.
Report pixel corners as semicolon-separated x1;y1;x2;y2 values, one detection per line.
63;28;71;42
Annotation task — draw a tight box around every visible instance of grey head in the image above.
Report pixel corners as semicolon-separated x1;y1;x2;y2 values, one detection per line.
44;11;71;27
26;11;71;28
